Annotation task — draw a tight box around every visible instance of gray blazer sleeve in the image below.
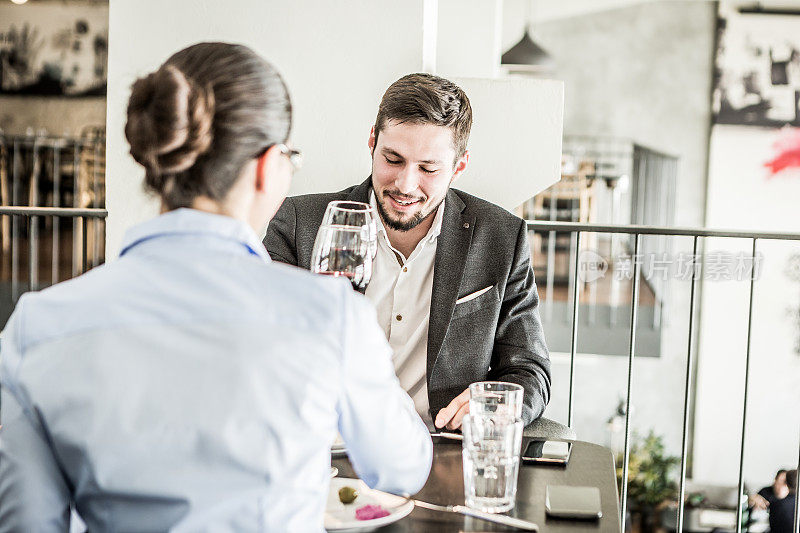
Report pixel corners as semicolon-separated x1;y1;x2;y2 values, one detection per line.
489;219;552;424
264;197;299;266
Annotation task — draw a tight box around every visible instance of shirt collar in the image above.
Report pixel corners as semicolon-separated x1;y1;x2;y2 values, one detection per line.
119;208;271;262
369;191;445;245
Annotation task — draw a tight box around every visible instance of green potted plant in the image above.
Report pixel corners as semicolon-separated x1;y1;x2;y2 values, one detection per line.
616;430;680;533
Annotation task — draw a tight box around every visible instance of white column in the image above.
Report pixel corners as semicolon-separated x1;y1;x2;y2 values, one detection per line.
437;0;503;79
453;77;563;211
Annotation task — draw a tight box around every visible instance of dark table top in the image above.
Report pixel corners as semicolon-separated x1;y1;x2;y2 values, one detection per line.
333;438;621;532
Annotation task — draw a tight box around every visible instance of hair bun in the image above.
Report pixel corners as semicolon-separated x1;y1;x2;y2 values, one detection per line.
125;65;215;177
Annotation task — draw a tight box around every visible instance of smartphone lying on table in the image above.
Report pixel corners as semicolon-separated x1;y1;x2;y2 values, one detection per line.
521;439;572;466
545;485;603;519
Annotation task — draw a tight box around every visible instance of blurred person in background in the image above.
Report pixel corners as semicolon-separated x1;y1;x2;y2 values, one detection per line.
0;41;431;532
750;469;789;510
768;469;797;533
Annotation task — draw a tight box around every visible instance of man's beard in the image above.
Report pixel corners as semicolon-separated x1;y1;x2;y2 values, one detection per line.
375;190;441;232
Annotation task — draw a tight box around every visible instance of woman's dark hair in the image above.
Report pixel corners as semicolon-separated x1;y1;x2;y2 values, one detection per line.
125;42;292;209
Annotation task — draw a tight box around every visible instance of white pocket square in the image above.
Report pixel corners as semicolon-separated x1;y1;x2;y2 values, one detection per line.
456;285;494;305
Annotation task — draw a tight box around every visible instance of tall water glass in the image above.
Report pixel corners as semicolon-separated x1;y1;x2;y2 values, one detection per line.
462;414;523;513
469;381;524;421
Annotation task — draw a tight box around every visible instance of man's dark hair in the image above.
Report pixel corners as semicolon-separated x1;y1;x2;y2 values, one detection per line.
373;73;472;161
776;469;788;479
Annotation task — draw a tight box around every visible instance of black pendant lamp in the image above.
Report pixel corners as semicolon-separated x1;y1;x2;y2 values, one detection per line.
501;1;554;74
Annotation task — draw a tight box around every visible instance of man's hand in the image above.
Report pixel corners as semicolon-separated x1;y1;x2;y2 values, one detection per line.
434;388;470;430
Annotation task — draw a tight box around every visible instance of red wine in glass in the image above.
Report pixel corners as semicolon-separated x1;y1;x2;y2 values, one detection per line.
312;232;372;290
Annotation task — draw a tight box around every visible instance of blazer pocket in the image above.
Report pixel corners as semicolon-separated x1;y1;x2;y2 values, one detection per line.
452;285;499;319
456;285;495;305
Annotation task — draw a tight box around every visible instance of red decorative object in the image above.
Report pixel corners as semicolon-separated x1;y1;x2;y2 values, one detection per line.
765;128;800;176
355;504;390;521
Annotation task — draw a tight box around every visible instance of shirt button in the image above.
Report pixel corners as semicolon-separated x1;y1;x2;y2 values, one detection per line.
396;314;403;321
402;267;408;273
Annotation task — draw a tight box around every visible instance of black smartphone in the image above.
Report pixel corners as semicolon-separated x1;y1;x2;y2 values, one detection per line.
521;439;572;465
545;485;603;519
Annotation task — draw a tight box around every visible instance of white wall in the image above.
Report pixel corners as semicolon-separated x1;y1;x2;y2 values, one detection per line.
501;0;794;27
106;0;563;256
695;126;800;488
437;0;503;78
453;77;563;209
502;0;660;29
106;0;426;258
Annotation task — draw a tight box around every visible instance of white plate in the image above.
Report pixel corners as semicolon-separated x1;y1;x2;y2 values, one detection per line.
325;478;413;532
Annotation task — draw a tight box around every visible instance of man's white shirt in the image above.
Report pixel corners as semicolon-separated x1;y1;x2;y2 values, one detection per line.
366;193;445;428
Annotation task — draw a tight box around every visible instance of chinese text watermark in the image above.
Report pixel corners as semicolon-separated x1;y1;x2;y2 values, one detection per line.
577;250;763;283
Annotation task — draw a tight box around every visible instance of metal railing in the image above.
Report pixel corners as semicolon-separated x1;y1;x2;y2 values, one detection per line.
0;207;107;305
1;130;106;305
526;220;800;533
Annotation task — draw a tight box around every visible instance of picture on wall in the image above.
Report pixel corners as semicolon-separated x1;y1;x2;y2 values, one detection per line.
713;10;800;127
0;5;108;97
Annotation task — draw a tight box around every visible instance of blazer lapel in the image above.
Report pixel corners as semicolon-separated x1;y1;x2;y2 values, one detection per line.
347;177;372;203
426;190;474;383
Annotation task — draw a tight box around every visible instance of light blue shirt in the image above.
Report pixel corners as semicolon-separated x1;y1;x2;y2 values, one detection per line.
0;208;432;532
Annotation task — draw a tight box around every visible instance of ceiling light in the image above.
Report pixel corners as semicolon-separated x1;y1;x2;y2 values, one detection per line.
501;29;554;73
501;1;555;74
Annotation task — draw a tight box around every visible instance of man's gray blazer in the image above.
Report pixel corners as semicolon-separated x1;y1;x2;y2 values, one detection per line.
264;178;551;425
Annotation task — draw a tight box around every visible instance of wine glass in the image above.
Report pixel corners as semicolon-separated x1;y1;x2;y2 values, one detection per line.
321;201;374;225
311;224;373;290
311;201;378;290
320;201;378;260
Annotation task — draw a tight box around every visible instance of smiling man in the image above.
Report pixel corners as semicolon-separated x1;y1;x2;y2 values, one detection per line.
265;73;551;430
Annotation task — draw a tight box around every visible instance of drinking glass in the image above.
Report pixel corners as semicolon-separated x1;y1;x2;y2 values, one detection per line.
462;414;523;513
321;200;375;227
320;201;378;259
469;382;524;421
311;224;373;290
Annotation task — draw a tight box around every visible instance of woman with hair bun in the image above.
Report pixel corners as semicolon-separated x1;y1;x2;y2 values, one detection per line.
0;42;431;532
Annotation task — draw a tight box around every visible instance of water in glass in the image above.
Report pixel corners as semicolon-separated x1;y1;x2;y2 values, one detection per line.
462;414;523;513
469;381;524;421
